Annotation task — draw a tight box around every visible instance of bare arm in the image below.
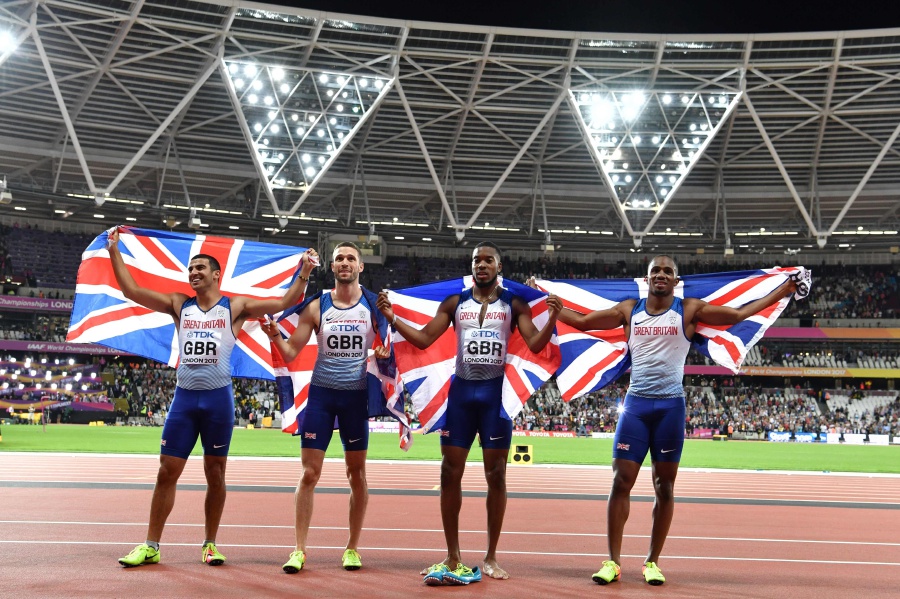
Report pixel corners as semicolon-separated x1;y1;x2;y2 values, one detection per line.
556;298;633;331
376;291;456;350
690;278;797;326
233;249;319;320
261;299;319;363
512;294;562;353
107;228;184;319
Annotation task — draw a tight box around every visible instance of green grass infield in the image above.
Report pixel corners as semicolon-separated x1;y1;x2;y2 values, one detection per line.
1;424;898;474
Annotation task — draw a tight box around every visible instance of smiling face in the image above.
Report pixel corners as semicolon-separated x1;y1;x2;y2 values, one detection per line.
646;255;678;297
471;245;501;289
332;244;363;286
187;257;220;290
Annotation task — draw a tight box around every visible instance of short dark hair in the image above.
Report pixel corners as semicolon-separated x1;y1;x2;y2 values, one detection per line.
649;254;678;275
333;241;361;258
474;241;502;261
190;254;220;272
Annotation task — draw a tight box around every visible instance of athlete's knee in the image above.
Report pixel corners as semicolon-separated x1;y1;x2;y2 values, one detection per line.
300;463;322;487
652;474;676;502
610;468;639;496
345;463;367;487
440;459;466;487
155;457;185;486
204;459;227;487
483;460;507;490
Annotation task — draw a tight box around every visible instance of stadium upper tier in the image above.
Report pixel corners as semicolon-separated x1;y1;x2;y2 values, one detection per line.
4;223;895;323
1;1;900;254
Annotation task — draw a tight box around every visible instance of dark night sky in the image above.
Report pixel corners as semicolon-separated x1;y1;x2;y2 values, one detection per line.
271;0;900;35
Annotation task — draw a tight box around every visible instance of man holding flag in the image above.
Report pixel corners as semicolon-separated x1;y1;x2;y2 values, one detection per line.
110;227;318;568
261;241;391;575
376;241;561;585
543;255;804;586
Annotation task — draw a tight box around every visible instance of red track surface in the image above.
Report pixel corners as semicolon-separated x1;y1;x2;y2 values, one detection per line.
2;453;899;598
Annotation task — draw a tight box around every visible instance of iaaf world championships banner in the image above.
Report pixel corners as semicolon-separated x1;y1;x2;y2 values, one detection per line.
0;340;129;355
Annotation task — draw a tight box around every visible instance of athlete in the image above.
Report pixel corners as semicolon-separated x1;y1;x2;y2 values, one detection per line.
376;241;561;585
261;241;390;574
547;255;798;586
112;227;317;567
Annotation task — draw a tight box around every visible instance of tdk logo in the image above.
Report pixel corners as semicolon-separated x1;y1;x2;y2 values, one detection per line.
187;331;217;339
330;324;361;332
469;330;500;339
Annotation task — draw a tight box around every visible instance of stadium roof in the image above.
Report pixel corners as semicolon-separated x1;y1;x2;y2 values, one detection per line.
1;0;899;255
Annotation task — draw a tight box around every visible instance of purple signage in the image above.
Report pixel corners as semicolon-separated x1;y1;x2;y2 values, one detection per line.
0;340;130;355
0;296;74;312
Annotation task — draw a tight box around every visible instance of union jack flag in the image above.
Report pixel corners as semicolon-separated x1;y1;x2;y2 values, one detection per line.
272;288;412;450
67;226;307;380
535;266;808;400
385;277;560;433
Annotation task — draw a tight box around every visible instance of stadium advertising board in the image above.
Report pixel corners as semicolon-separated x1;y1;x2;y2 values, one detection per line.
825;433;890;446
684;365;900;378
0;340;129;355
0;296;73;312
767;432;818;442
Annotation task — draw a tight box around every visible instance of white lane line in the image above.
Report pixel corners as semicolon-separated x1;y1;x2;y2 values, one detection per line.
0;540;897;566
2;521;898;547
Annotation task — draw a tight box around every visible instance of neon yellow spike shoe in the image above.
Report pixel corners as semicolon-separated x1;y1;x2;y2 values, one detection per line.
642;561;666;585
423;563;451;586
201;542;226;566
118;543;160;567
592;560;621;585
342;549;362;571
283;550;306;574
444;563;481;585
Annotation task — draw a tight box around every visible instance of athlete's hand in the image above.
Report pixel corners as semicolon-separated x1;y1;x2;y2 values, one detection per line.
106;226;119;250
373;344;390;359
545;294;562;319
260;315;281;339
299;248;319;276
376;290;394;322
525;276;539;289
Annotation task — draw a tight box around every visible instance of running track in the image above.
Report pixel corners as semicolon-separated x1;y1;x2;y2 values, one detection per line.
1;453;898;598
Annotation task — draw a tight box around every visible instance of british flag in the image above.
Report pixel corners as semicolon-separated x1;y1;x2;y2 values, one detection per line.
272;288;412;450
535;266;808;400
385;277;560;433
67;226;307;380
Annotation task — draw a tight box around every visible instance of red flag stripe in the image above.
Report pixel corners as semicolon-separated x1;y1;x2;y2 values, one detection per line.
707;274;776;306
69;304;157;339
417;377;452;428
563;347;627;401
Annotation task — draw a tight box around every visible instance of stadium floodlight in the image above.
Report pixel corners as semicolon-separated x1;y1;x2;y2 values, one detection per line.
225;63;394;202
568;88;742;233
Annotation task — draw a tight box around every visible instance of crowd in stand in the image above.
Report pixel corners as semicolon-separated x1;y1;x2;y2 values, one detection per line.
0;224;898;439
100;361;279;425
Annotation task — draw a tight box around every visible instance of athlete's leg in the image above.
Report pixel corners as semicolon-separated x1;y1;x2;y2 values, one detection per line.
439;444;470;567
607;457;641;564
197;385;235;544
477;376;511;579
344;449;368;551
295;447;326;551
147;387;201;542
146;454;188;542
202;455;228;542
481;447;510;579
647;460;679;564
644;397;686;566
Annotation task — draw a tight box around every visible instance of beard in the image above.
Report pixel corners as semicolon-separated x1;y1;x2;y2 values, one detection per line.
649;281;672;297
473;273;498;289
335;270;359;285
